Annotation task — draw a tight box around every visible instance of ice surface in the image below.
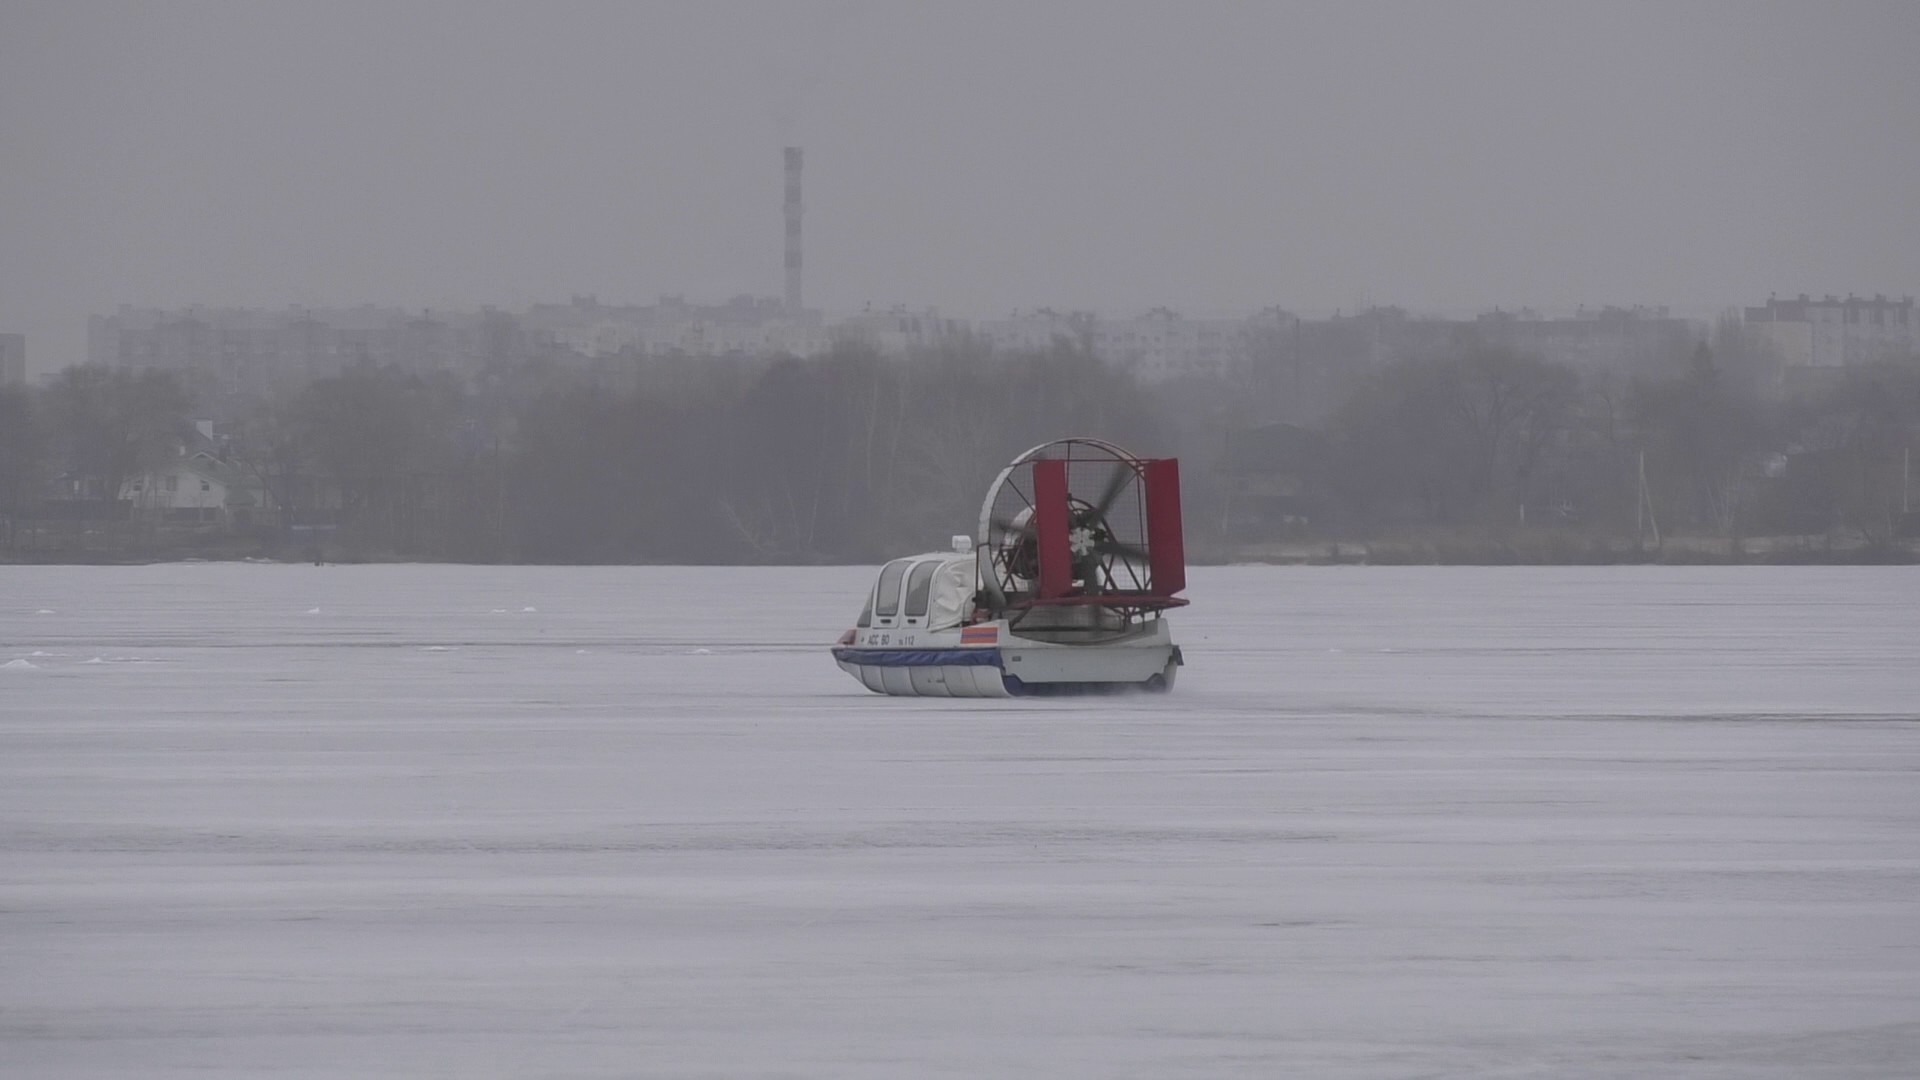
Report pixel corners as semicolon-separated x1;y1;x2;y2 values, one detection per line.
2;564;1918;1077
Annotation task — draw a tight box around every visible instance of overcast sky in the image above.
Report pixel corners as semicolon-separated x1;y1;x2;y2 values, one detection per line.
3;0;1918;370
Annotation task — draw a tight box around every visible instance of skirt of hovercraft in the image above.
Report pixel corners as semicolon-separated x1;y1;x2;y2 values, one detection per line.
837;660;1013;697
833;649;1179;697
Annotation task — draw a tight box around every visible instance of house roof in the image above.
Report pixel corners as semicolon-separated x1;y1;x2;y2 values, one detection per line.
149;454;262;495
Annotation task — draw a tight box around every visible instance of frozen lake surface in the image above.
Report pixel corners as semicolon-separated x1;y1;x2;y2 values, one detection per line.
3;564;1918;1078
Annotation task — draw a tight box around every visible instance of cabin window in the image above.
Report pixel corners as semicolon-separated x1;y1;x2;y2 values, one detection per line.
857;593;872;628
873;559;911;620
165;475;178;493
200;480;211;492
904;561;939;619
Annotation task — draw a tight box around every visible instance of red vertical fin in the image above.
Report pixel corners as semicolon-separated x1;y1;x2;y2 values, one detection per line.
1143;458;1186;596
1032;459;1074;599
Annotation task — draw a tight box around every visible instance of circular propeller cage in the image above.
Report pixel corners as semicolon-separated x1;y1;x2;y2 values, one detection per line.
976;438;1156;605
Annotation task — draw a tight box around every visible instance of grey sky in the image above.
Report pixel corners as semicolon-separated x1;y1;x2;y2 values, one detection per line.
4;0;1918;371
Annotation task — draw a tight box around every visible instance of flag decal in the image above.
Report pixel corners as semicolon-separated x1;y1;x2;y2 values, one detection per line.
960;625;998;646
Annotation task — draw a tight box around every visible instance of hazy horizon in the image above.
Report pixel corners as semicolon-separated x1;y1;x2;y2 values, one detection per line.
5;0;1918;374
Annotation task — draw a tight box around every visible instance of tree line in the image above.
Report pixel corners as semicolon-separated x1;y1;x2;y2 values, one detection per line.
1;331;1915;561
1306;343;1918;549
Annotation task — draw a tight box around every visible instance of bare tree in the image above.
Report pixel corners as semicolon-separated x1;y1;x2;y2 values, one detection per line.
0;386;44;547
43;366;191;509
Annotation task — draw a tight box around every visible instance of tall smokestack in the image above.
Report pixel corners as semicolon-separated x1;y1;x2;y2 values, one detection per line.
783;147;803;313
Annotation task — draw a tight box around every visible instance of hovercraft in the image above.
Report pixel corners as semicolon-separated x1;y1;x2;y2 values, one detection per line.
832;437;1187;696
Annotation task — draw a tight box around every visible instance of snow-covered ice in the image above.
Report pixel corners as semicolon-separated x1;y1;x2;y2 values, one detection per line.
2;564;1918;1077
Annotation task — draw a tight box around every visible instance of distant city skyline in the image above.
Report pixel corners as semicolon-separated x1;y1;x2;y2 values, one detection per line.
5;1;1918;376
85;291;1919;398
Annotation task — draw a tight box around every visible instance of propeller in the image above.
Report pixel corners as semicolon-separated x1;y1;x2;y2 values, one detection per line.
990;461;1150;584
1072;463;1150;564
1085;461;1134;522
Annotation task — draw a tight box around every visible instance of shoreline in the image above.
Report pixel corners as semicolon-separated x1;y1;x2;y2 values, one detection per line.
4;542;1915;569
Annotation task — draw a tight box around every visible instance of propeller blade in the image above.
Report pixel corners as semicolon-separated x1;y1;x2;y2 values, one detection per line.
1096;538;1151;563
979;552;1009;610
1087;462;1136;520
989;515;1033;541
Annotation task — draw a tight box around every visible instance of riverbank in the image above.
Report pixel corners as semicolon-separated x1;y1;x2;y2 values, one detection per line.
5;521;1916;567
1218;530;1920;566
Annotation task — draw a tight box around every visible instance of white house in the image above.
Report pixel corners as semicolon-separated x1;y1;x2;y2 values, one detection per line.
121;450;265;524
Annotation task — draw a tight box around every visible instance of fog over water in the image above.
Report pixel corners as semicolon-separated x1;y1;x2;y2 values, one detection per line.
3;565;1917;1075
5;2;1920;371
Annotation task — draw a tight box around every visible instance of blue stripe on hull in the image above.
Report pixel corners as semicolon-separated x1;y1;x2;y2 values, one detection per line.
831;647;1002;668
